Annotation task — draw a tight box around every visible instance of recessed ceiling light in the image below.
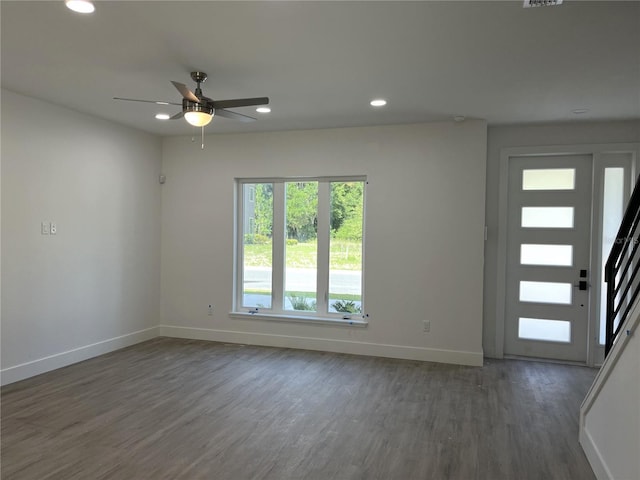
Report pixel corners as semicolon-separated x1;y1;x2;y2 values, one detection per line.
370;99;387;107
155;113;171;120
572;109;589;114
64;0;95;14
256;107;271;114
453;115;466;122
155;102;170;106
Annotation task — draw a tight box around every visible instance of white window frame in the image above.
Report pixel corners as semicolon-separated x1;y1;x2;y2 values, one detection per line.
232;176;368;327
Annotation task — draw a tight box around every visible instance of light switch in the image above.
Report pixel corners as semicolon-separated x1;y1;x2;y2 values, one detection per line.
50;223;57;235
41;222;50;235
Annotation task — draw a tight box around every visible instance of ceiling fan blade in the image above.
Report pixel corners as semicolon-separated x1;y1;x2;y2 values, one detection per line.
211;97;269;110
215;109;256;122
170;111;184;120
171;81;201;103
113;97;181;106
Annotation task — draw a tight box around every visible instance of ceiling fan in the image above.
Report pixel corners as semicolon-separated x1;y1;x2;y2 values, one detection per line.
114;71;269;127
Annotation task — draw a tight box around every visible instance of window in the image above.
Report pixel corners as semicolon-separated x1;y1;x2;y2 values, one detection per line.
236;177;366;320
599;167;625;345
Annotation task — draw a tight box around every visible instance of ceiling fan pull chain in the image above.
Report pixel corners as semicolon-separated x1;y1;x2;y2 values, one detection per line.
201;126;205;150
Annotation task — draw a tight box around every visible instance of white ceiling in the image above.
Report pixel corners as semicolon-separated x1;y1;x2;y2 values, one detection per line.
2;1;639;136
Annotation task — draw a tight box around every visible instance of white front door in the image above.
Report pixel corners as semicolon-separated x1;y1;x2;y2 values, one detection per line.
504;155;592;362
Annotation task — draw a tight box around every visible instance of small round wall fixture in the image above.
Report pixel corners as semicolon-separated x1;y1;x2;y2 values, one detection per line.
65;0;95;13
370;99;387;107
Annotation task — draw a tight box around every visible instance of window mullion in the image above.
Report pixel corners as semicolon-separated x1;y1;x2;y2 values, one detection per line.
235;183;245;310
316;182;330;314
272;182;285;312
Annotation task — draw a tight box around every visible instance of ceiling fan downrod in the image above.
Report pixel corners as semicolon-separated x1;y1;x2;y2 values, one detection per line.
191;71;208;100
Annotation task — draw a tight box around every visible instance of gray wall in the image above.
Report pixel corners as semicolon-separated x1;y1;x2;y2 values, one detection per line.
4;85;639;379
161;121;488;365
1;89;162;383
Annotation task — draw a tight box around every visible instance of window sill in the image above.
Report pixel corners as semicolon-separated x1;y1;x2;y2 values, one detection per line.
229;311;369;327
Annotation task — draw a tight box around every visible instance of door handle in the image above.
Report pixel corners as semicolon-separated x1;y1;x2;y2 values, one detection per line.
574;269;589;290
574;280;589;290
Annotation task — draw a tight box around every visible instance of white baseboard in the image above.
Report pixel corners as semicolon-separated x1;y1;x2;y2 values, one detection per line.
1;326;159;386
159;325;484;366
579;427;612;480
1;325;484;386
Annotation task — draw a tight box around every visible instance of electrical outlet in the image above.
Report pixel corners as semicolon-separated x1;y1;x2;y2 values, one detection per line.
207;304;213;316
423;320;431;333
41;222;50;235
50;223;57;235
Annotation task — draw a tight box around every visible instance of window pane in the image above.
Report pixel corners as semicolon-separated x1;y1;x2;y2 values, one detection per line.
329;181;364;314
522;169;575;190
519;281;572;304
242;183;273;309
518;317;571;343
600;168;625;345
521;207;574;228
520;244;573;266
284;182;318;312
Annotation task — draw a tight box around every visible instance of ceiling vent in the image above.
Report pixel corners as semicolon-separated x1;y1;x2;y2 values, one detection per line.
523;0;563;7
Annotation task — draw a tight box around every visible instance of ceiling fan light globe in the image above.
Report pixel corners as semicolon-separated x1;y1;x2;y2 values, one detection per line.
184;111;213;127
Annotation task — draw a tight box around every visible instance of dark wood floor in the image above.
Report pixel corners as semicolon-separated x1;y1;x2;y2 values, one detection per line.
2;337;597;480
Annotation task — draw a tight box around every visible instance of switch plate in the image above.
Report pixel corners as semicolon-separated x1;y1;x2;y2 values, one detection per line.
423;320;431;333
208;304;213;316
41;222;50;235
50;223;57;235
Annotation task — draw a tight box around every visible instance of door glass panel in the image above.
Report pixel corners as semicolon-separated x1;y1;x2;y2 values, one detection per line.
518;317;571;342
521;206;574;228
519;281;572;304
599;168;625;345
520;244;573;266
522;169;575;190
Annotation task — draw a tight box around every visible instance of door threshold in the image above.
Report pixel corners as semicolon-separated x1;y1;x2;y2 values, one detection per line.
503;354;592;368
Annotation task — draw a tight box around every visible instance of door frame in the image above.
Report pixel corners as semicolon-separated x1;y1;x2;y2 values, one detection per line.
496;143;639;367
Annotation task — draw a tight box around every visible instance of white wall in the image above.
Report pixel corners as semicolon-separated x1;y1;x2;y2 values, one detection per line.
160;121;487;365
580;309;640;480
1;89;162;384
483;121;640;358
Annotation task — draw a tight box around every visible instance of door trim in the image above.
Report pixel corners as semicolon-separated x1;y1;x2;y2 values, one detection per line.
495;143;639;366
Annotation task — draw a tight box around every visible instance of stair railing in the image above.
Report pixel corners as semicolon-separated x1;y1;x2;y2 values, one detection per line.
604;175;640;356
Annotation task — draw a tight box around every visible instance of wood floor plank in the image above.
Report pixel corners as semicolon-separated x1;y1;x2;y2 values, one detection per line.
1;338;597;479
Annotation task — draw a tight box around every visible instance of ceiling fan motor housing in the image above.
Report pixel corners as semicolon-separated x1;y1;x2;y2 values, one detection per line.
183;98;213;116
